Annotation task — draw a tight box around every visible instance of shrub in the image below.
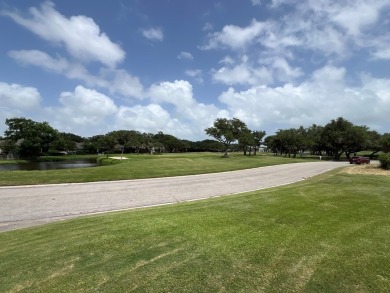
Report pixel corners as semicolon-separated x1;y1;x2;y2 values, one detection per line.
378;153;390;169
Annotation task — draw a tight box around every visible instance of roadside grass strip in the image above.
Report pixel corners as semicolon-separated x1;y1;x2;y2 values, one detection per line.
0;170;389;292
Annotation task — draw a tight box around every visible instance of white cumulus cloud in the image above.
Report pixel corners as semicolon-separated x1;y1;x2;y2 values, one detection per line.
116;104;175;133
177;51;194;60
212;59;273;86
0;82;42;135
2;1;125;68
8;50;144;100
46;86;118;135
371;48;390;60
0;82;41;110
8;50;69;73
99;69;144;100
185;69;203;84
218;65;390;133
147;80;230;138
202;0;390;61
201;19;270;50
148;80;194;109
141;27;164;41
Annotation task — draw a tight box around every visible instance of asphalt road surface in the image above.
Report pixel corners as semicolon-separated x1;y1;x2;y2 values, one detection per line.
0;161;346;232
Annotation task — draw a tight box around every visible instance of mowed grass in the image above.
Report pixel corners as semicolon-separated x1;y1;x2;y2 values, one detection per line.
0;170;389;292
0;152;314;186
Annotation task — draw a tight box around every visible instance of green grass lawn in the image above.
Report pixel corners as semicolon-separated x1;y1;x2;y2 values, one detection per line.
0;170;388;292
0;159;29;164
0;152;316;186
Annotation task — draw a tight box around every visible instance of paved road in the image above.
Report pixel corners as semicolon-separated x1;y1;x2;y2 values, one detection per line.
0;161;346;232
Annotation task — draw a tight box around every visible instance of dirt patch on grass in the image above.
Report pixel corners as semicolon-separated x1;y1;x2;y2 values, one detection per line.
344;162;389;176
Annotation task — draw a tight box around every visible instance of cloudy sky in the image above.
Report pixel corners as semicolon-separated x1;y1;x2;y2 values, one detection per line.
1;0;389;140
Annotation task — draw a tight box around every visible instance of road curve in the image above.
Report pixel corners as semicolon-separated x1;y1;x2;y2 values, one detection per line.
0;161;346;232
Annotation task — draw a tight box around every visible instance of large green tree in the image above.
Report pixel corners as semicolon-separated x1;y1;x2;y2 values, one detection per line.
98;135;117;157
306;124;325;155
205;118;248;157
321;117;369;160
238;128;254;155
4;117;58;158
106;130;138;157
365;130;383;159
264;135;279;154
50;132;82;153
273;128;304;158
83;135;104;154
252;130;266;155
380;133;390;153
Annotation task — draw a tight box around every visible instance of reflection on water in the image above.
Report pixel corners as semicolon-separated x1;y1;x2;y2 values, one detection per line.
0;159;99;171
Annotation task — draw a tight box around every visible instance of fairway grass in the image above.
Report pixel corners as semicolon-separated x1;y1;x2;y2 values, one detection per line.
0;152;315;186
0;170;389;292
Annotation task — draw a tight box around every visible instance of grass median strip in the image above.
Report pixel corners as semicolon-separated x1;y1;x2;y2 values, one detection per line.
0;153;315;186
0;170;389;292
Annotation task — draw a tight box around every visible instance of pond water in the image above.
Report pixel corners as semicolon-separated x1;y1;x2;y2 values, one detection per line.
0;159;99;171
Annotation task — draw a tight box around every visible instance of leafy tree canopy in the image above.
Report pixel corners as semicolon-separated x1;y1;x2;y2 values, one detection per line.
321;117;369;160
205;118;248;157
4;117;58;158
380;133;390;153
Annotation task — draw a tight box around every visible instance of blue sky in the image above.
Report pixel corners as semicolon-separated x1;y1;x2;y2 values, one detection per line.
1;0;389;140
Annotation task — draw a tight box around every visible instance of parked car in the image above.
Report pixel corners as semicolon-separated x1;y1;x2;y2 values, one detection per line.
349;156;370;164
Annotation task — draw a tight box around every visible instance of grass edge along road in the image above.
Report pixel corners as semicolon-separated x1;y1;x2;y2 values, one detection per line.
0;169;389;292
0;152;318;186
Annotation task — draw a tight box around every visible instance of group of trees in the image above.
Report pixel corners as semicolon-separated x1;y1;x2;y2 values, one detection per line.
83;131;190;156
1;116;389;160
264;117;390;160
82;131;228;156
0;117;225;159
1;118;59;158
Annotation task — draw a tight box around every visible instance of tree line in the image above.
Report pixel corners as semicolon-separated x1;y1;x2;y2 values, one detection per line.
0;117;225;159
1;116;389;160
204;117;389;160
264;117;390;160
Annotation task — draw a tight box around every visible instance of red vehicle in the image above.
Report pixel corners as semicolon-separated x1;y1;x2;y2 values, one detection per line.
349;156;370;164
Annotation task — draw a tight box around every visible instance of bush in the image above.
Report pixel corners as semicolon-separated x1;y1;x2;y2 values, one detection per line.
378;153;390;169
